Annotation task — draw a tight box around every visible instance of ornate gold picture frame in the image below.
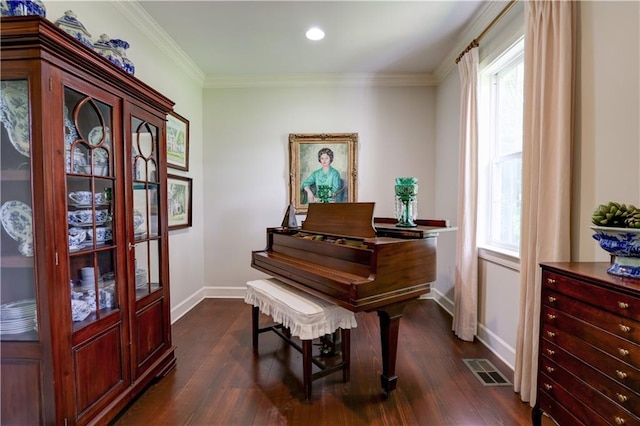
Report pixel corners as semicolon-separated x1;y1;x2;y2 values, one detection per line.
289;133;358;214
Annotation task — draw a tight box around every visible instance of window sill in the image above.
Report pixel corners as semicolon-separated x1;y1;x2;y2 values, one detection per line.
478;246;520;272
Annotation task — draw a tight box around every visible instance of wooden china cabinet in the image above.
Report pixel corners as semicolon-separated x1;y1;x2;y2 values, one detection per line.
0;16;175;425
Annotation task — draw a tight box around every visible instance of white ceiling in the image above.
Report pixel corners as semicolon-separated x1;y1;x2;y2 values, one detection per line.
137;1;488;78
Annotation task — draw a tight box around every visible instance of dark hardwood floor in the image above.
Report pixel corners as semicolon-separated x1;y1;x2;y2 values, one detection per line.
112;298;546;425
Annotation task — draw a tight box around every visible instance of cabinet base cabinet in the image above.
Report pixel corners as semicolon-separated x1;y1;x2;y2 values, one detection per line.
73;325;126;422
1;16;176;425
83;348;176;426
134;299;170;378
1;359;45;425
533;397;582;426
535;263;640;426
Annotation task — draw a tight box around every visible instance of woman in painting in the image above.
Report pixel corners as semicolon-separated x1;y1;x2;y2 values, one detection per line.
301;147;343;203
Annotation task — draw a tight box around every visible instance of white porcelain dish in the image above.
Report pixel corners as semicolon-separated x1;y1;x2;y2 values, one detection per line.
0;80;30;157
0;200;33;245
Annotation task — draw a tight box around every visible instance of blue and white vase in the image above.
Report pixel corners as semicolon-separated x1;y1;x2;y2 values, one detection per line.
1;0;46;17
94;34;123;69
54;10;93;49
111;39;135;75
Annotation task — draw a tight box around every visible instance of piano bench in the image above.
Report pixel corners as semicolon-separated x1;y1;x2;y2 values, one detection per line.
245;278;357;401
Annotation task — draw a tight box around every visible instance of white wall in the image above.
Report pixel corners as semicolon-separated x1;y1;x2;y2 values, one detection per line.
433;69;460;306
201;84;438;293
44;2;206;322
573;1;640;261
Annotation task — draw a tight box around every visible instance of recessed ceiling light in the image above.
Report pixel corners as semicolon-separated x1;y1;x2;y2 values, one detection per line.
306;27;325;41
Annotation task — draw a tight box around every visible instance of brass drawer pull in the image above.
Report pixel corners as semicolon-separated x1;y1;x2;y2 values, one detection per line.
545;366;555;373
619;324;631;333
615;416;626;425
617;301;629;309
548;296;556;303
618;348;630;357
546;349;555;356
547;278;556;285
616;393;628;403
616;370;628;380
543;383;552;391
547;314;556;320
546;331;556;338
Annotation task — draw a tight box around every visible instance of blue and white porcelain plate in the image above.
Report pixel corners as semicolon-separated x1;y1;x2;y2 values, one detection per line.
0;80;30;158
88;126;110;147
0;200;33;244
71;299;91;322
64;106;79;148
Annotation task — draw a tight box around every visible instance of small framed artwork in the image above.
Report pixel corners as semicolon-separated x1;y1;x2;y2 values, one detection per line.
167;174;193;230
289;133;358;214
166;111;190;171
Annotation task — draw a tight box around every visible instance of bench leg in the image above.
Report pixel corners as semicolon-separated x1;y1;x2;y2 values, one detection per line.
252;306;259;355
302;339;313;401
341;328;350;383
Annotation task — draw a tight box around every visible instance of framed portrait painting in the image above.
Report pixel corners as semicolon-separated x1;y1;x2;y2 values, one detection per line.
166;111;189;171
167;174;193;230
289;133;358;214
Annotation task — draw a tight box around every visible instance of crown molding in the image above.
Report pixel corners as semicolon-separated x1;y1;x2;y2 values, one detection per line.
433;1;516;84
113;0;206;85
116;1;516;89
204;73;437;89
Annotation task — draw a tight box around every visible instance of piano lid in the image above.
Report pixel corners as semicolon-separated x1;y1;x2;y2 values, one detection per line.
302;202;376;239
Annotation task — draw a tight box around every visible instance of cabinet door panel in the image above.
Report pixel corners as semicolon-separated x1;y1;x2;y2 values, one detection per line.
65;87;122;335
134;299;167;373
73;325;124;417
1;78;38;342
0;359;43;424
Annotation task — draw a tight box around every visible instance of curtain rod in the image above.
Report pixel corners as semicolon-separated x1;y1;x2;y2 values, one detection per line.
455;0;517;64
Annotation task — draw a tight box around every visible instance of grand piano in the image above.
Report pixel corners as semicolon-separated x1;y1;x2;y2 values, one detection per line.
251;202;453;396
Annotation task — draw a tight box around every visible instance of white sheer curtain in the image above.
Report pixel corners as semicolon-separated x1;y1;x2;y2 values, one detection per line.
452;46;479;342
514;1;575;404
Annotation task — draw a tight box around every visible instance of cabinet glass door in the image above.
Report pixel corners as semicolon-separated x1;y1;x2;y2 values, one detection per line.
0;79;37;341
64;87;118;330
131;117;162;300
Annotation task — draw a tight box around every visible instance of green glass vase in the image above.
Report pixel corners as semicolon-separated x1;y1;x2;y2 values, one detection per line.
395;177;418;227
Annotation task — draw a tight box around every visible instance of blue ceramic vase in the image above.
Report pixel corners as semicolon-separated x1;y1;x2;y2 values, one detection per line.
111;39;135;75
54;10;93;49
94;34;124;70
1;0;46;17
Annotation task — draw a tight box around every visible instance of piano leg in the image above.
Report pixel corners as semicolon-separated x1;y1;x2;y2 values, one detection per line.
376;302;406;397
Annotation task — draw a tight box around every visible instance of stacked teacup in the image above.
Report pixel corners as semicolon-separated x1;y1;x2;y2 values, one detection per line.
79;267;95;291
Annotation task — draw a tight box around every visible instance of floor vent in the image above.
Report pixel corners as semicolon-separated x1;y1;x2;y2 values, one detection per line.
463;358;512;387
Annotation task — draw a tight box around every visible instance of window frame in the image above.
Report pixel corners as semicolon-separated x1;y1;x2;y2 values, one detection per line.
478;37;525;262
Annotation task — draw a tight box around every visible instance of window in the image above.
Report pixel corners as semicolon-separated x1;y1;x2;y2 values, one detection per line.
478;38;524;257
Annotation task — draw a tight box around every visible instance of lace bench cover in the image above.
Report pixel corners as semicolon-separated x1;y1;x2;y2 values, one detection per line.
245;278;357;340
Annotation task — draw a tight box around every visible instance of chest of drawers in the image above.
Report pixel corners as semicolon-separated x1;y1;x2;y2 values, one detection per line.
533;262;640;426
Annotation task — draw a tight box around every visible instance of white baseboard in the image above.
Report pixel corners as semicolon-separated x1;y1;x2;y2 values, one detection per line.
202;286;247;299
431;287;454;315
170;286;246;324
170;288;204;324
430;287;515;370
